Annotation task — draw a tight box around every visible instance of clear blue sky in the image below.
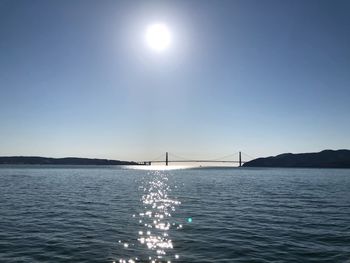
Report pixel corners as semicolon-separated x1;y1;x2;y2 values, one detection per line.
0;0;349;161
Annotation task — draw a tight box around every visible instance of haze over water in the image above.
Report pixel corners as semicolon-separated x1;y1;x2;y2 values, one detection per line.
1;166;350;262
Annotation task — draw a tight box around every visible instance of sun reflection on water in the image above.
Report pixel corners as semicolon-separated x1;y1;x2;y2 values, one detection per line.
116;170;182;263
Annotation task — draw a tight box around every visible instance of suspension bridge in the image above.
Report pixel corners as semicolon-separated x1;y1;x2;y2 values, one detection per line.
138;152;254;167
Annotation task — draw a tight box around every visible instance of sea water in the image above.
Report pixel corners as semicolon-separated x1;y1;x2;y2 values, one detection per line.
1;166;350;262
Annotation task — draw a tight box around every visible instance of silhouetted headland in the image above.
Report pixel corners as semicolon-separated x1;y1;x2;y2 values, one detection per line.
0;156;138;165
243;149;350;168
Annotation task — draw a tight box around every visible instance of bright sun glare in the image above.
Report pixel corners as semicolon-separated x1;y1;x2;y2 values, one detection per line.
145;23;171;52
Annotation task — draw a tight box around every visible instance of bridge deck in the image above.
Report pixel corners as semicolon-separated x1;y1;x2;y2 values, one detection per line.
146;160;245;163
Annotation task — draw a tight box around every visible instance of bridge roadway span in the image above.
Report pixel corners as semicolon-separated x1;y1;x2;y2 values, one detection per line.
149;160;244;163
139;152;246;166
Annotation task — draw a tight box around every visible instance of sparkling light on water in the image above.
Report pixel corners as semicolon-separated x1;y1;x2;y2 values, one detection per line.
116;170;182;262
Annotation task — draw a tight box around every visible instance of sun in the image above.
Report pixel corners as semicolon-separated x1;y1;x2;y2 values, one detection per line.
145;23;171;52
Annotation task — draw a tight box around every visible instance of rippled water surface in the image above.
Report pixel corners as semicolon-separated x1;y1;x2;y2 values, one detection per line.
1;166;350;262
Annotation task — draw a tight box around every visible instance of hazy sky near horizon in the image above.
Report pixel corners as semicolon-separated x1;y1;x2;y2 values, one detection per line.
0;0;349;161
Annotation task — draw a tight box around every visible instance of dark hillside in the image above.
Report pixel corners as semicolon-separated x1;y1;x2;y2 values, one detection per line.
0;156;138;165
243;150;350;168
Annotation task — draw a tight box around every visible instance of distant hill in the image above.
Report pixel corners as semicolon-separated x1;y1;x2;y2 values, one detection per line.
243;150;350;168
0;156;138;165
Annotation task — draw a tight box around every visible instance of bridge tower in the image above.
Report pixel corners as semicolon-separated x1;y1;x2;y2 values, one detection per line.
239;151;242;167
166;152;168;166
